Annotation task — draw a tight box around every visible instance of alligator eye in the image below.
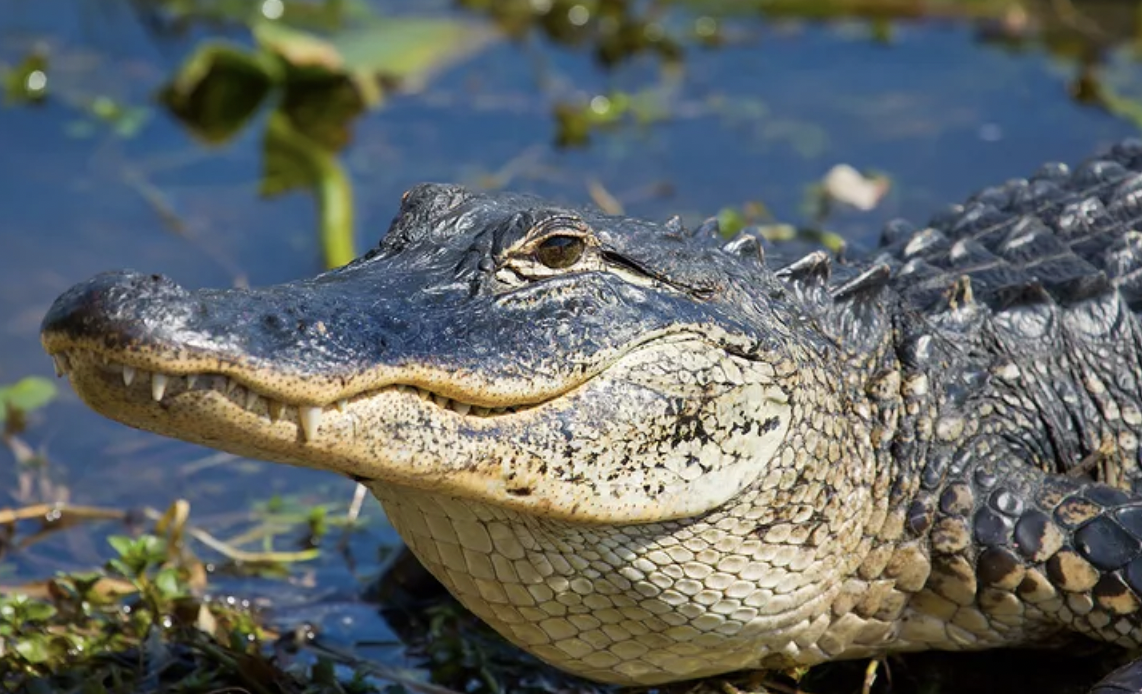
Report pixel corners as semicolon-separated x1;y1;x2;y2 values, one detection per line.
535;235;585;269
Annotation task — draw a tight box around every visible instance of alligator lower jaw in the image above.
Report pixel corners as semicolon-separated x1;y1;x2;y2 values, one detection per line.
49;348;536;444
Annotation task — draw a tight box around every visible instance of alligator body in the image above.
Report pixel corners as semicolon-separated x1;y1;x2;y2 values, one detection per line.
39;141;1142;692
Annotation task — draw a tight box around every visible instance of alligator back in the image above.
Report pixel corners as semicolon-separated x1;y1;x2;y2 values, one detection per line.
870;141;1142;488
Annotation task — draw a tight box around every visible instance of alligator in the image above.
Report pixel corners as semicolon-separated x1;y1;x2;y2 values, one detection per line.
38;140;1142;693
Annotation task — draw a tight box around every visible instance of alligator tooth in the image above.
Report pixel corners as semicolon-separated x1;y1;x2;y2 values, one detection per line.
122;366;137;387
417;388;431;402
151;373;169;401
225;378;240;396
472;406;490;417
52;354;69;377
267;400;284;422
246;390;260;410
433;394;451;409
452;402;471;416
100;353;110;366
186;374;197;390
298;406;322;442
336;399;348;412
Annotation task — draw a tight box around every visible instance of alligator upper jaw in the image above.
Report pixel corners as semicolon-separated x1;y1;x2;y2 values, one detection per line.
45;346;542;444
38;267;597;414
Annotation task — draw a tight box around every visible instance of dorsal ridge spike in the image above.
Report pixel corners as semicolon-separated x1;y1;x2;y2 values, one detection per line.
834;239;850;265
722;229;766;264
695;216;722;240
664;215;685;235
947;274;974;310
776;250;831;283
831;263;891;302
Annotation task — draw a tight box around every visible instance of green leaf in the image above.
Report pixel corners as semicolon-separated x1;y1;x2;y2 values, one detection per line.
0;376;57;423
107;558;132;577
158;41;281;145
3;50;49;105
107;535;136;558
153;568;182;598
14;635;51;663
107;534;168;576
252;17;496;108
21;601;57;622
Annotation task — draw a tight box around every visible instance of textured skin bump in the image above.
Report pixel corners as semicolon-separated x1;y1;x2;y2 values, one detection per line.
36;140;1142;692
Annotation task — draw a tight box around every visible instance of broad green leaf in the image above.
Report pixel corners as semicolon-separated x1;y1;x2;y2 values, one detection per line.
253;17;496;107
20;601;57;622
158;41;281;144
107;535;136;557
153;568;182;597
2;50;49;105
0;377;57;424
14;636;52;663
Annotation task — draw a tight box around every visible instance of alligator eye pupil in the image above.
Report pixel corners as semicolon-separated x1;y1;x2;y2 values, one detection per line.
536;235;585;269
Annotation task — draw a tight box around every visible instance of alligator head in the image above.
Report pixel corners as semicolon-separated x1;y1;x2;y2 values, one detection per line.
41;184;827;526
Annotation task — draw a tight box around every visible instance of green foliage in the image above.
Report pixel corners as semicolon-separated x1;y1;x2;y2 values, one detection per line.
553;89;672;147
0;528;307;693
2;50;49;105
0;377;57;426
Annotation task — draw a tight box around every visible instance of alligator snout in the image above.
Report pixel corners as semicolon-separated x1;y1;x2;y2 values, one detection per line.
42;270;196;349
39;257;452;406
40;266;360;372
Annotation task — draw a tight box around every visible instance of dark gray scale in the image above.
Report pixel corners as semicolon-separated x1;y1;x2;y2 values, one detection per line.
1089;659;1142;694
1072;160;1134;196
995;217;1071;263
1104;232;1142;312
1011;174;1075;214
1057;199;1123;263
1033;161;1075;183
1104;172;1142;221
891;257;962;312
945;201;1023;247
1105;140;1142;170
899;227;956;266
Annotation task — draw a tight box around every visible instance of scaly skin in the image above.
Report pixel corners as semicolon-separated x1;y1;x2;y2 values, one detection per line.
38;141;1142;691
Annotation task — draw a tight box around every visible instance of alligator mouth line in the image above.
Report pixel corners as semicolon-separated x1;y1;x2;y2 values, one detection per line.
50;348;537;442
